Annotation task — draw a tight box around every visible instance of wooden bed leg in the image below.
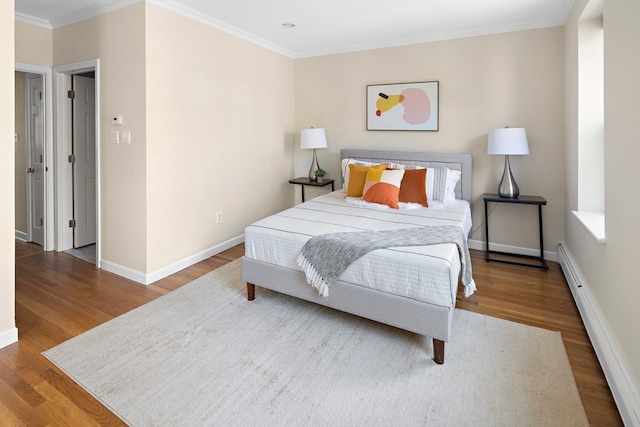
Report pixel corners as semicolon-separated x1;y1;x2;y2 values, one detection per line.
433;339;445;365
247;283;255;301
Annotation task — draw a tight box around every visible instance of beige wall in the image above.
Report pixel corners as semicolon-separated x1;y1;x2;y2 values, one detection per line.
144;4;295;271
14;72;26;234
17;2;295;275
1;0;16;344
565;0;640;387
53;3;148;271
15;20;52;66
295;27;565;253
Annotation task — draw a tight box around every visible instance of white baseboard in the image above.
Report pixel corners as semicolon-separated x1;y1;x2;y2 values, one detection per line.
0;327;18;349
15;230;27;242
557;242;640;427
100;235;245;286
100;259;147;284
468;239;557;262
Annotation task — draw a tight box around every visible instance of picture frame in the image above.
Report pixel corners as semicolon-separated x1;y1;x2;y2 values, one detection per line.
366;81;439;131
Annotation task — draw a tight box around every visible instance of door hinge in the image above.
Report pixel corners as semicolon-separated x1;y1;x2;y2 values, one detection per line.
40;218;43;226
39;91;42;100
68;90;75;99
68;154;76;163
69;219;76;228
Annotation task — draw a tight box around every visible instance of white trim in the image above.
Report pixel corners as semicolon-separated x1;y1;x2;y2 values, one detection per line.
15;1;140;29
53;72;73;252
15;230;27;241
15;63;54;252
52;0;139;28
53;60;101;268
101;235;245;285
99;259;147;285
572;210;606;243
149;0;295;58
557;242;640;427
14;12;52;29
0;327;18;349
468;239;558;262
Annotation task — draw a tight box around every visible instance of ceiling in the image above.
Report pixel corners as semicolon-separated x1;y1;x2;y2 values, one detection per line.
14;0;575;58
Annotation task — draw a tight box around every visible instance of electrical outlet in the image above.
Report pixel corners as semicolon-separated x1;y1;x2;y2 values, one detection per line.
216;211;223;224
110;130;119;144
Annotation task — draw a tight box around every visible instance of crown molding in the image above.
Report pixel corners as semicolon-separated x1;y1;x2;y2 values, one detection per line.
148;0;295;58
15;0;141;29
52;0;140;28
15;12;52;29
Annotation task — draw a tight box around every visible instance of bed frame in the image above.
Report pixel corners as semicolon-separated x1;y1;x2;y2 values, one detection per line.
242;150;472;364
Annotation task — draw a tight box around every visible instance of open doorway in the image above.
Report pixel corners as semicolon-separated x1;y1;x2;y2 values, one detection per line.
14;60;101;266
64;72;97;265
14;64;53;252
54;60;101;267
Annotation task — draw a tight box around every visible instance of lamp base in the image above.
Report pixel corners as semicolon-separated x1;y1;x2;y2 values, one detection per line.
308;149;320;181
498;155;520;198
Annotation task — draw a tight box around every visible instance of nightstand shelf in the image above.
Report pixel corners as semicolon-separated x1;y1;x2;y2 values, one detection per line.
288;177;335;202
482;193;548;270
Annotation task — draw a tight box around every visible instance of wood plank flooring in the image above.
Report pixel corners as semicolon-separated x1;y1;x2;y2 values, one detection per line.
1;240;622;426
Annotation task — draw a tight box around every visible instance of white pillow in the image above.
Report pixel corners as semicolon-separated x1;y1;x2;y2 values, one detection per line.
444;169;462;202
426;167;462;203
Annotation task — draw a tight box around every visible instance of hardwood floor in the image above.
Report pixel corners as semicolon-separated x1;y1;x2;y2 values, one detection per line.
2;240;622;426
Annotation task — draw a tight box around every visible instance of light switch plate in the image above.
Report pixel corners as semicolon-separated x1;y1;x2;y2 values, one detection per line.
121;130;131;144
110;130;119;144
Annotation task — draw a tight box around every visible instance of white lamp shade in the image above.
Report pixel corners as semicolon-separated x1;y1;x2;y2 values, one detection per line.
300;128;328;149
487;128;529;155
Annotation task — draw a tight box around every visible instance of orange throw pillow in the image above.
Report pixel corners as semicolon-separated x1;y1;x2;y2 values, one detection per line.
362;168;405;209
398;168;428;207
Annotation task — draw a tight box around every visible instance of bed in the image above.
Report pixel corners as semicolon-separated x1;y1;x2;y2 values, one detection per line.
242;149;473;364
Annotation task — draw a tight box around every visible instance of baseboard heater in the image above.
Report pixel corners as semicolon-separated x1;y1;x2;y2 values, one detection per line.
557;242;640;427
556;243;581;288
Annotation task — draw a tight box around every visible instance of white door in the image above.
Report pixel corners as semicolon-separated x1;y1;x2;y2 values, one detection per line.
72;75;96;248
26;73;44;246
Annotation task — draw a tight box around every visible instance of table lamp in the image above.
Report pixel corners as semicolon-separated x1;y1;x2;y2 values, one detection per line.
300;128;328;180
487;127;529;198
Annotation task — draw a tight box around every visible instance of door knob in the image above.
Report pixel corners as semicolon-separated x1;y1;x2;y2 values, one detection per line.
26;167;35;173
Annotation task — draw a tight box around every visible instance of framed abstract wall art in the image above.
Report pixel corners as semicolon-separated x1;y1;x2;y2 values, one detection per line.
366;81;439;131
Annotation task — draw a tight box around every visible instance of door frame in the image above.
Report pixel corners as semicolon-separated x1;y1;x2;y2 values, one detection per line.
15;63;54;252
54;59;101;267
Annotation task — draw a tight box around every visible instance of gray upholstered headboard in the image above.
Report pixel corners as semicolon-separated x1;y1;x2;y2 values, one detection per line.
340;149;472;203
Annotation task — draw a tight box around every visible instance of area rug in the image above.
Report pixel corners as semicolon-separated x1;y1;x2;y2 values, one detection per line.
43;259;588;426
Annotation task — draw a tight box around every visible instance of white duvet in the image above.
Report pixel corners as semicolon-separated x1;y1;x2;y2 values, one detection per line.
244;191;472;308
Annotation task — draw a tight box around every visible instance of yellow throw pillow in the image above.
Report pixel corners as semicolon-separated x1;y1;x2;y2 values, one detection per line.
362;168;405;209
346;163;387;197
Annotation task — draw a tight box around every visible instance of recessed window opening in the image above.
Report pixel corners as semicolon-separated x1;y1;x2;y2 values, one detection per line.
575;0;605;242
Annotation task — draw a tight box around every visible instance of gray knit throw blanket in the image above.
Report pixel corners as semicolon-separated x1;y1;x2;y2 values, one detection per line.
297;225;476;299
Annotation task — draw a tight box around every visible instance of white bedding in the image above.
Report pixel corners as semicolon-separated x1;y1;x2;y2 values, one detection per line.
244;191;472;308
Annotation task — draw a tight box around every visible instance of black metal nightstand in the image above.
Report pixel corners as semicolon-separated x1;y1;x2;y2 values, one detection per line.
482;193;548;270
288;177;335;202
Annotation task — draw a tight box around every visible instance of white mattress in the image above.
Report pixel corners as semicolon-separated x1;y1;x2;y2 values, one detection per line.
244;191;472;308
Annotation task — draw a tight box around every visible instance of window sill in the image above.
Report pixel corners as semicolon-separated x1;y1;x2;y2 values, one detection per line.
572;211;606;244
